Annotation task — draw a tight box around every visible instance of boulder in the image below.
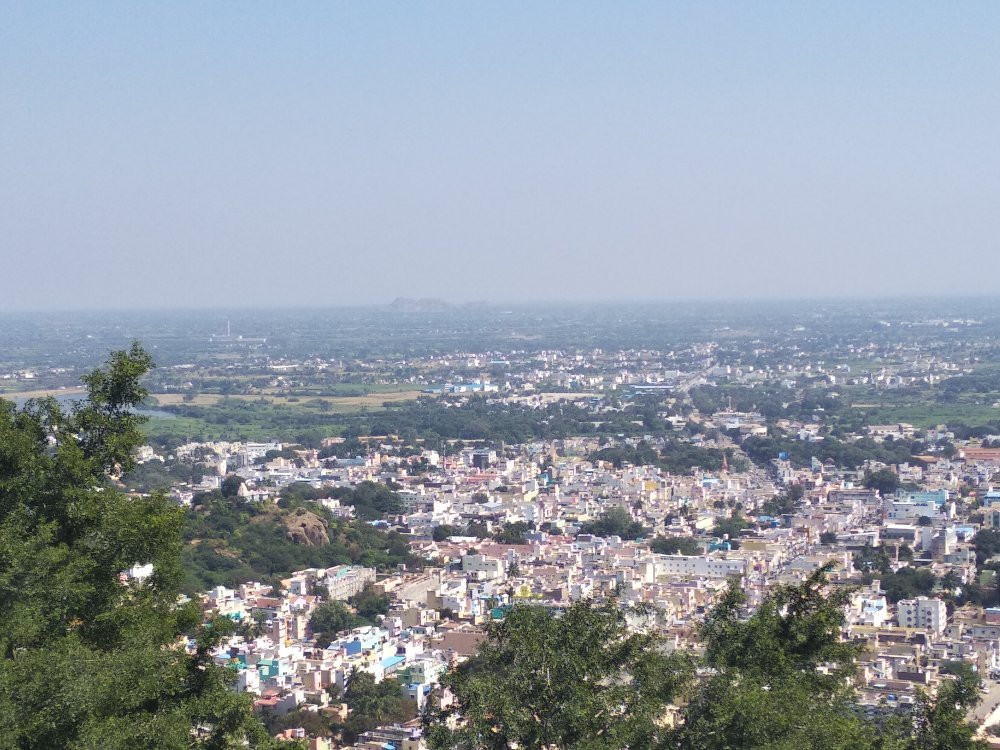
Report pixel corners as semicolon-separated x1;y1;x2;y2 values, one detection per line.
284;508;330;546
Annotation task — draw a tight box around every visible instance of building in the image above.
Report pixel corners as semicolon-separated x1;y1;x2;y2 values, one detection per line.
897;596;947;635
652;554;747;579
324;566;376;600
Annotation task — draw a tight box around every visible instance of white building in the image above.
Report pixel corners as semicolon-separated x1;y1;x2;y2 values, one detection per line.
897;596;947;634
652;554;747;580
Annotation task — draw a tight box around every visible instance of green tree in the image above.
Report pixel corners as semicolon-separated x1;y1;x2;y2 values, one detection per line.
348;584;390;622
864;468;901;496
911;661;987;750
577;507;647;540
340;671;412;744
433;524;463;542
309;601;362;647
678;565;880;750
713;513;749;543
973;529;1000;564
650;536;702;555
426;598;692;750
493;521;532;545
221;473;245;498
426;567;987;750
0;344;284;749
762;484;805;516
880;567;938;603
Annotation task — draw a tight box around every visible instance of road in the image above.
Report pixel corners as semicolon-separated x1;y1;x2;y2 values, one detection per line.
971;680;1000;734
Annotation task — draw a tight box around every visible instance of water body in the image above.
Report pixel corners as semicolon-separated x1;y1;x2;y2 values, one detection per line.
8;392;176;419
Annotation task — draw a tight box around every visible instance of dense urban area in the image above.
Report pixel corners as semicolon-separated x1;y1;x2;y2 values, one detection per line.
6;299;1000;749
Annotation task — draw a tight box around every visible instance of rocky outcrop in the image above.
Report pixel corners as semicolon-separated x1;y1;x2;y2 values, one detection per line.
284;508;330;546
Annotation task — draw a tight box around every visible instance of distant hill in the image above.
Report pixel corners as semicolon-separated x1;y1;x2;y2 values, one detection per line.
388;296;451;312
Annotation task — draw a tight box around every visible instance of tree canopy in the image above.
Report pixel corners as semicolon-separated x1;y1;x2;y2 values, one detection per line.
0;344;283;749
649;536;702;555
427;565;987;750
426;598;692;750
577;506;647;540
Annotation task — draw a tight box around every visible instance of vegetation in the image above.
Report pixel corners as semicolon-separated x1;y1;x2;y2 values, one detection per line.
649;536;702;555
864;467;902;496
339;672;414;744
309;601;366;647
492;521;533;545
972;529;1000;564
347;584;390;622
879;567;939;603
742;431;918;470
588;438;729;475
577;507;647;540
712;513;749;543
181;492;418;593
761;484;805;516
426;566;987;750
0;344;284;749
426;598;692;749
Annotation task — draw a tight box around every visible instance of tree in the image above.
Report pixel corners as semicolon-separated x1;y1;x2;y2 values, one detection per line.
0;344;284;749
820;531;838;544
762;484;805;516
340;671;412;744
221;473;245;498
880;567;938;603
426;598;692;750
650;536;701;555
577;507;647;540
973;529;1000;564
465;521;490;539
426;567;987;750
348;584;390;622
677;565;881;750
433;524;463;542
864;468;901;496
493;521;532;545
855;542;893;575
712;513;748;543
911;661;987;750
309;601;361;647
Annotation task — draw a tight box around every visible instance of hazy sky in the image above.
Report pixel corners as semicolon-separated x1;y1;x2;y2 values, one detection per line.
2;2;999;310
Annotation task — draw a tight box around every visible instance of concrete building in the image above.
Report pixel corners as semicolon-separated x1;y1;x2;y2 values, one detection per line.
897;596;947;635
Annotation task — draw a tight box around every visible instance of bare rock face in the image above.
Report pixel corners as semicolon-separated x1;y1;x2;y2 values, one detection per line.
284;509;330;547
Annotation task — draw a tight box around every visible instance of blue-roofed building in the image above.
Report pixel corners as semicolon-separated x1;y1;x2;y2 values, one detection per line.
895;489;949;506
381;654;406;673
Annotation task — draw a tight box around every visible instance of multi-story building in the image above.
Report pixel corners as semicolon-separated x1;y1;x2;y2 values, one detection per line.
897;596;947;635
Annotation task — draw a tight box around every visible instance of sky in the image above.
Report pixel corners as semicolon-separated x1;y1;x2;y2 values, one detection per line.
2;2;999;310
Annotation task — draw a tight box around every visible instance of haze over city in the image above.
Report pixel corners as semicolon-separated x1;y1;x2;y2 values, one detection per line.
3;2;999;310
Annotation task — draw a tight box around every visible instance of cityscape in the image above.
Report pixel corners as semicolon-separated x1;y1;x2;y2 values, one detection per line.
4;301;1000;747
3;2;1000;749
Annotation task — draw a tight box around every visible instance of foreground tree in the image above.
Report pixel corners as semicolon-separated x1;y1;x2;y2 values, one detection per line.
0;344;284;749
677;565;881;750
427;565;986;750
425;598;692;750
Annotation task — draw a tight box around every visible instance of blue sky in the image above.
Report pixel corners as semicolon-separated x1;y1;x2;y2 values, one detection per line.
2;2;998;309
